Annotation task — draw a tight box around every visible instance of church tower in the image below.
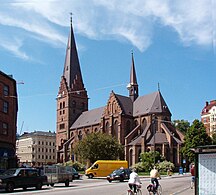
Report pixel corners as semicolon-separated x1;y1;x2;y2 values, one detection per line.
127;52;139;102
56;17;88;162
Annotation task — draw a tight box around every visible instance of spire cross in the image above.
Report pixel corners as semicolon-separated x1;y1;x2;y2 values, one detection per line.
70;12;73;25
158;82;160;91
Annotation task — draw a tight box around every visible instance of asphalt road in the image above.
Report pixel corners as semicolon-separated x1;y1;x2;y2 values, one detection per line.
0;173;195;195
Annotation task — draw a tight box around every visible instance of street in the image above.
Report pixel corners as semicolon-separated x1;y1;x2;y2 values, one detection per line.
0;174;194;195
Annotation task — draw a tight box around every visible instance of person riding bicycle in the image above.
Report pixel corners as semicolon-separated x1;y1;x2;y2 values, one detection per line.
128;168;142;193
150;166;161;191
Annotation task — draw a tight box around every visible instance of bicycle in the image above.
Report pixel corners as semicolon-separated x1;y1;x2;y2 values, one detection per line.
147;183;162;195
127;184;142;195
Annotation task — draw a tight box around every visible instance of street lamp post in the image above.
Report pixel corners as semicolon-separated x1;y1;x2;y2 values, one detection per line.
152;114;156;165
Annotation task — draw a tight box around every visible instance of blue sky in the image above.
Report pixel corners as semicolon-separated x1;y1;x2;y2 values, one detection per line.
1;0;215;134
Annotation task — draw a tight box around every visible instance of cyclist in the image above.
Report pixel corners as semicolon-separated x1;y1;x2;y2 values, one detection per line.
150;166;161;191
128;168;142;194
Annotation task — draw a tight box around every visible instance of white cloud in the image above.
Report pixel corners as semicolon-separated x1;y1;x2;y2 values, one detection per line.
0;0;215;59
0;37;29;60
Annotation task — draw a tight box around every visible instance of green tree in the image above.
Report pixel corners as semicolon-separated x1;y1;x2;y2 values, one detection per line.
172;119;190;134
74;132;124;164
139;151;164;171
211;133;216;145
181;119;212;162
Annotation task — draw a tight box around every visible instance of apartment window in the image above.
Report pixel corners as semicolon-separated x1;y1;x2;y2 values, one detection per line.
2;123;8;135
3;101;9;113
3;85;9;96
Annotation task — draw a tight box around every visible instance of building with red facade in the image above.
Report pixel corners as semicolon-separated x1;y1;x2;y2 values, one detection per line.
0;71;18;169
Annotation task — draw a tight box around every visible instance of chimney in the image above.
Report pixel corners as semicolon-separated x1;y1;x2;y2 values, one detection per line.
206;101;209;106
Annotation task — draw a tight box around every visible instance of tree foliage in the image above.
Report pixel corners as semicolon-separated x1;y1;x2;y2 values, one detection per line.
181;119;212;162
139;151;165;171
172;119;190;134
211;133;216;145
74;132;124;164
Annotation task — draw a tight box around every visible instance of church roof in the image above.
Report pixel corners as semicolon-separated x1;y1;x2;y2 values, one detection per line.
147;132;169;145
70;91;171;130
133;91;171;116
115;94;133;115
71;107;105;129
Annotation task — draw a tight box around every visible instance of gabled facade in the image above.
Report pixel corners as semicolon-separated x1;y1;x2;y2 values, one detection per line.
201;100;216;136
56;19;184;167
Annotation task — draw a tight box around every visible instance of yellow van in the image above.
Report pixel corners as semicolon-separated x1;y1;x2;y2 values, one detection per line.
85;160;128;178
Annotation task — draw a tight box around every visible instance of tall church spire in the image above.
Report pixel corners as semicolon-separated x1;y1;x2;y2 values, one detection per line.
127;51;139;102
56;16;88;163
63;15;84;91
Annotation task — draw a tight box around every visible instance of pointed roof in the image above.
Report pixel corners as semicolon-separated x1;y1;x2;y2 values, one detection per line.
63;17;84;90
133;91;171;116
130;52;138;86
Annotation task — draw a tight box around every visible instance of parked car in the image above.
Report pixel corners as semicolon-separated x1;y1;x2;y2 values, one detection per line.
0;168;48;192
71;168;81;180
106;168;131;182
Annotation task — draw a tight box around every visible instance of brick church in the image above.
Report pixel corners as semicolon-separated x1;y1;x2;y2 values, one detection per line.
56;18;184;167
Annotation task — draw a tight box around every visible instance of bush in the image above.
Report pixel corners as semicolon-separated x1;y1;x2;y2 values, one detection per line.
158;160;174;172
131;162;145;172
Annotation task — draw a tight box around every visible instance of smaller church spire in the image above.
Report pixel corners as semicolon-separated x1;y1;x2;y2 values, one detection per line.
127;51;139;102
130;50;138;85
